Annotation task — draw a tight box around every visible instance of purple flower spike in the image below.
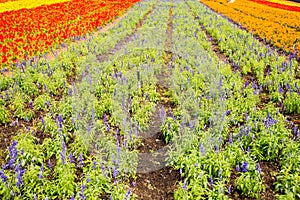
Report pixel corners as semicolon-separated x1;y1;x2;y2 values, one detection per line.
199;143;205;156
60;152;66;165
79;185;86;200
209;176;213;187
236;165;240;172
229;132;233;144
41;117;45;126
124;188;131;200
256;163;262;174
214;144;219;153
16;164;26;188
228;185;232;194
0;170;7;183
79;153;84;167
3;140;18;170
69;152;74;163
241;161;248;172
183;179;187;191
93;160;97;170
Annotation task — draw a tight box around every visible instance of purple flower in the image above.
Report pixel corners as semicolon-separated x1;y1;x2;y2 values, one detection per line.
60;151;66;165
3;140;18;169
112;166;118;179
256;163;262;174
229;132;233;144
69;152;74;163
183;179;187;191
214;144;219;153
245;126;250;137
103;113;107;123
38;165;44;180
209;176;213;187
16;164;26;188
0;170;7;183
68;88;73;96
124;188;131;200
236;165;240;172
47;159;52;169
238;127;243;139
41;117;45;126
265;113;277;128
79;153;84;167
29;101;33;109
226;110;231;115
34;194;37;200
199;143;205;156
218;171;222;181
278;84;284;94
293;126;298;137
195;161;199;168
101;163;108;179
58;114;63;123
246;146;251;152
241;161;248;172
79;185;86;200
70;195;75;200
93;160;97;170
228;185;232;194
86;174;90;183
286;82;291;90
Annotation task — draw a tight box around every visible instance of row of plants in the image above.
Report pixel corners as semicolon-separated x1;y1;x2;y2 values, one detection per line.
199;0;300;54
0;0;165;198
160;0;299;199
190;0;300;115
0;0;140;69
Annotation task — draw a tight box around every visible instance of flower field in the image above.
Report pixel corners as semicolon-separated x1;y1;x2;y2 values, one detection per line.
200;0;300;55
0;0;139;69
0;0;299;199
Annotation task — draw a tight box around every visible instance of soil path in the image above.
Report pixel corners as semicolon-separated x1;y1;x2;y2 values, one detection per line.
132;2;180;199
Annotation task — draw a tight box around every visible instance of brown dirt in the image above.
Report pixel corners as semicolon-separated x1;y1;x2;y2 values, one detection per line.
132;166;180;200
259;161;279;200
132;3;180;199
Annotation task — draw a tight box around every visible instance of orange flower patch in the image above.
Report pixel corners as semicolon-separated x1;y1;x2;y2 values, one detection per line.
200;0;300;55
